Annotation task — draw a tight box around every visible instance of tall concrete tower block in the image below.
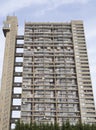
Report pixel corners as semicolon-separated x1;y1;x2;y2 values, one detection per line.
0;16;96;130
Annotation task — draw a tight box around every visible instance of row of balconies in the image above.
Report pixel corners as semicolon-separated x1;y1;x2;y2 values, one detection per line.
23;77;76;81
24;52;74;56
30;92;78;96
23;57;74;60
22;72;76;76
24;49;74;52
25;26;71;30
25;32;72;36
33;59;72;63
22;88;78;92
21;100;79;104
24;90;77;94
25;35;72;39
23;78;76;85
21;108;80;112
21;114;80;118
23;54;74;57
26;47;74;52
23;77;76;80
25;31;72;35
25;25;71;28
24;44;73;48
27;96;78;99
24;40;72;44
21;109;79;114
25;25;71;29
24;46;73;50
23;64;75;68
21;111;79;117
22;85;77;89
24;61;75;65
23;63;75;67
22;73;76;76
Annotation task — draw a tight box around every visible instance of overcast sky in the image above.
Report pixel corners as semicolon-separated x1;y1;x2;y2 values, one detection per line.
0;0;96;104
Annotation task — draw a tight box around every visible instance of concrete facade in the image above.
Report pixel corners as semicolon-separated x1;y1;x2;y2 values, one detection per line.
0;16;18;130
0;16;96;130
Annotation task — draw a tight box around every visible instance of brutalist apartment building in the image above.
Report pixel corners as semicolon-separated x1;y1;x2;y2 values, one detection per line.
0;16;96;130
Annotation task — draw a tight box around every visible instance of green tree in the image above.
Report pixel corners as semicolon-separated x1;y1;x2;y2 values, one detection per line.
14;120;96;130
75;122;83;130
33;122;39;130
61;122;66;130
54;122;60;130
14;120;21;130
50;122;54;130
29;122;33;130
20;121;25;130
91;124;96;130
24;123;30;130
65;120;71;130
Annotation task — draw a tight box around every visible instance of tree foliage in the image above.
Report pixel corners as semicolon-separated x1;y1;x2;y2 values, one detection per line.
14;120;96;130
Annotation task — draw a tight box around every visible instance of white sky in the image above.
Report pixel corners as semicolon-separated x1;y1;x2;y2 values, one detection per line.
0;0;96;105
